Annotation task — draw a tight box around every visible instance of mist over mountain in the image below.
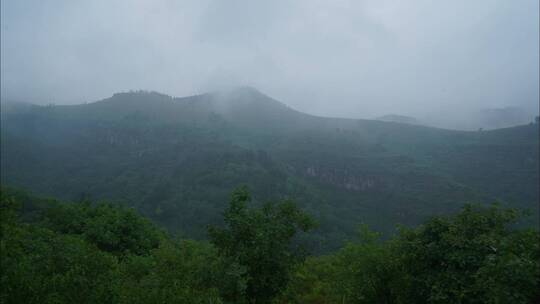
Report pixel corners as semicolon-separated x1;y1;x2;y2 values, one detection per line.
420;105;537;130
474;106;536;129
2;87;538;251
376;114;420;125
2;1;539;302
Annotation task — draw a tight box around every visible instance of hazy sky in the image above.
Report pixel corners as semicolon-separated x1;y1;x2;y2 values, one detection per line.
1;0;538;120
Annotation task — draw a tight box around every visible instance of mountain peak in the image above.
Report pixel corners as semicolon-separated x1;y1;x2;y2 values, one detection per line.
108;90;173;101
211;86;268;100
231;85;264;95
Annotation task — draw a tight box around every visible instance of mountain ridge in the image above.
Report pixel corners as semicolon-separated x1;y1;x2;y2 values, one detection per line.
2;88;525;133
1;87;538;251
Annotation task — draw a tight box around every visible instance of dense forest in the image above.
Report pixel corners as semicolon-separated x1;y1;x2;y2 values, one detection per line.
1;88;538;252
1;186;538;303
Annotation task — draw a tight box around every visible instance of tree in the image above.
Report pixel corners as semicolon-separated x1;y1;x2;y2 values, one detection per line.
43;202;164;256
208;187;315;304
393;204;540;303
117;240;222;304
331;225;402;304
0;193;118;304
281;205;540;304
283;225;404;304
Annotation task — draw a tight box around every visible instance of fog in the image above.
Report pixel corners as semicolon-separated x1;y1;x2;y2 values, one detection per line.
1;0;538;129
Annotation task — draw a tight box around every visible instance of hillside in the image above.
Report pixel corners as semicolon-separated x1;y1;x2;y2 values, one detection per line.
1;87;538;251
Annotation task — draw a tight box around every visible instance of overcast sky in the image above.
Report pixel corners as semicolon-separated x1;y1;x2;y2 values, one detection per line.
1;0;538;121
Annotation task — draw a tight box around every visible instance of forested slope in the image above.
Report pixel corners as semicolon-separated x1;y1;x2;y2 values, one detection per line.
1;87;538;250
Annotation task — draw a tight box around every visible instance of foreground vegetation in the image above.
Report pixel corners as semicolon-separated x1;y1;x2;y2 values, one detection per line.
1;186;538;303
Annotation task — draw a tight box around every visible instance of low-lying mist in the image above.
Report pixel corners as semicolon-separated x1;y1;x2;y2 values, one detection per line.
1;0;538;130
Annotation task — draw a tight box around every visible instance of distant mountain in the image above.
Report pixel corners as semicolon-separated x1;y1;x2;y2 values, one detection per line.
476;106;534;129
1;87;538;252
376;114;420;125
422;106;536;130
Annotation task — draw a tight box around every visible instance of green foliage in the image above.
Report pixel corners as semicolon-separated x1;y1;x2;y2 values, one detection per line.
1;194;118;304
42;201;164;256
282;204;540;304
330;228;401;304
393;204;540;303
280;226;402;304
0;188;219;304
116;240;222;304
208;187;316;303
278;255;338;303
1;188;538;304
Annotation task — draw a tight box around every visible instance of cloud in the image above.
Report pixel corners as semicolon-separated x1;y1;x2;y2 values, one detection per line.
1;0;538;122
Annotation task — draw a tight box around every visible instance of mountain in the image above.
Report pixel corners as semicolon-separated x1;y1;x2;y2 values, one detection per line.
476;106;535;129
1;87;538;251
423;106;536;130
